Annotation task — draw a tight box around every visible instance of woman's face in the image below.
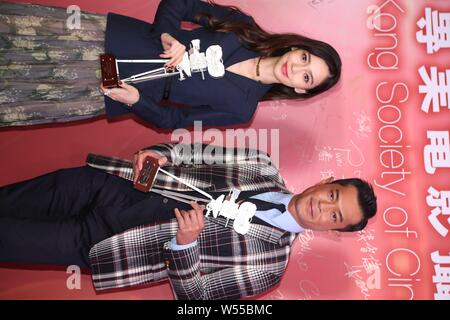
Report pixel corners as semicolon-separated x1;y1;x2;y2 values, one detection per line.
274;49;330;93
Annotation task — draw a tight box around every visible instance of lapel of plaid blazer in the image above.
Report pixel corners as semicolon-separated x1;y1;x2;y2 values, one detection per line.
205;189;293;244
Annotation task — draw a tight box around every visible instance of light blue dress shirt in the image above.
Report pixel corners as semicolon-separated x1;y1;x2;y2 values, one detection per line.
169;192;304;250
251;192;304;233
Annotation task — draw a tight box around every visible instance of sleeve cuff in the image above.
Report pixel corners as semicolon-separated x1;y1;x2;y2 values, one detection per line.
168;237;197;251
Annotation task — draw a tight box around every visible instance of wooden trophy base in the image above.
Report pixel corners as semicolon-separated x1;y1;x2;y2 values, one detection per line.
134;156;160;192
100;53;119;88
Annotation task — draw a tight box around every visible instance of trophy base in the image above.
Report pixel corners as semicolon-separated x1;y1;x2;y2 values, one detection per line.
100;53;119;88
134;156;160;192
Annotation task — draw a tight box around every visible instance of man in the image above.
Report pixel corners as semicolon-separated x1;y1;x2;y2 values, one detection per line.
0;143;377;300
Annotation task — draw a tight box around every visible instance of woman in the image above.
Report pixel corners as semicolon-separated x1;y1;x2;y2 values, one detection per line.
0;0;341;128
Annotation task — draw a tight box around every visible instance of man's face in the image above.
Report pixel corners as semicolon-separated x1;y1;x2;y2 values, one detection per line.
288;182;363;231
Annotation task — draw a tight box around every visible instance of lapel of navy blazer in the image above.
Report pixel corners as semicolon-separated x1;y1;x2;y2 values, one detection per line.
86;143;298;299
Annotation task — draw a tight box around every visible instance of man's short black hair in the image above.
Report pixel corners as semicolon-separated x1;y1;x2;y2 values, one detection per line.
332;178;377;232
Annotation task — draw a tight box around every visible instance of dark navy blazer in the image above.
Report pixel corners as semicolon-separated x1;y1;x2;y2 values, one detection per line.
103;0;273;129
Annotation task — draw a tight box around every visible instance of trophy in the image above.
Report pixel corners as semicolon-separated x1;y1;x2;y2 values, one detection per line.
100;39;225;89
134;155;256;235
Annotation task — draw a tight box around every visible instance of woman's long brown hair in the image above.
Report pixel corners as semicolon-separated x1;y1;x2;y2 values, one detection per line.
196;1;342;101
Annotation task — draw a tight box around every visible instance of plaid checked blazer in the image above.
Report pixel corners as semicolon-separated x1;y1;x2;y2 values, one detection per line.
86;143;298;300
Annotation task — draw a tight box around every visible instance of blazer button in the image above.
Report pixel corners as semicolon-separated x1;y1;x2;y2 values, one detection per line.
163;198;168;204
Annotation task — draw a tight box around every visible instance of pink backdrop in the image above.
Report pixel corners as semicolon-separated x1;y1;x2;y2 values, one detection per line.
0;0;449;300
